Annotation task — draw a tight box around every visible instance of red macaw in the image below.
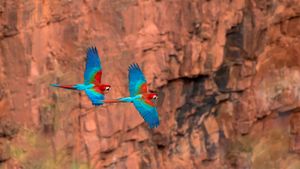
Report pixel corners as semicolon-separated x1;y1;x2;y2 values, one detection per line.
104;63;160;128
51;47;110;106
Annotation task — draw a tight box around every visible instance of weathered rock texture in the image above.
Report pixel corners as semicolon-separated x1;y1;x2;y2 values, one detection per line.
0;0;300;168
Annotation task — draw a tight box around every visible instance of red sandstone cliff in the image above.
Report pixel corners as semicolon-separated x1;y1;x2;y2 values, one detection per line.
0;0;300;168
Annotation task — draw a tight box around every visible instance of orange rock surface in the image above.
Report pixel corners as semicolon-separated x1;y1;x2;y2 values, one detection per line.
0;0;300;168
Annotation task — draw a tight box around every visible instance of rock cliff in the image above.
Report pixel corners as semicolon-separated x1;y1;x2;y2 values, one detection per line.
0;0;300;168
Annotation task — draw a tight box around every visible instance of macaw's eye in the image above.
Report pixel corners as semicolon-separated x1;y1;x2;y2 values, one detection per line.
105;87;110;91
153;95;158;99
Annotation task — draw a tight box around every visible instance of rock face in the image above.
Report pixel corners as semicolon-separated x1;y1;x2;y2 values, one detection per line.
0;0;300;168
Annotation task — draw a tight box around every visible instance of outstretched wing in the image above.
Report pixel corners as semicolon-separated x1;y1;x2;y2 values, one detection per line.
133;99;160;128
128;63;148;97
84;47;102;84
85;89;104;106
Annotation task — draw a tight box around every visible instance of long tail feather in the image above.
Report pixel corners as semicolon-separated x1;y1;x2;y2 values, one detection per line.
103;97;133;104
103;99;122;104
50;84;77;90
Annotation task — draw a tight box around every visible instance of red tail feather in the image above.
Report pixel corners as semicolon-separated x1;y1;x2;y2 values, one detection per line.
51;84;76;90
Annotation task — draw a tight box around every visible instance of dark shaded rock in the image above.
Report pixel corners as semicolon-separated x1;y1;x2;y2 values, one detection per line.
214;66;230;91
0;121;19;139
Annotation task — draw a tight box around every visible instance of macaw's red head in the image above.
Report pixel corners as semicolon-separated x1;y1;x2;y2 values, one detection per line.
147;93;158;100
99;84;111;94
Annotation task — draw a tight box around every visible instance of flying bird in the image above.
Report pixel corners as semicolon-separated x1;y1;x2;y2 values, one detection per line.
104;63;160;128
51;47;111;106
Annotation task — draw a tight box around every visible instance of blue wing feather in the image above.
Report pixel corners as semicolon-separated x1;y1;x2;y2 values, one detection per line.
128;63;147;96
133;99;160;128
85;89;104;106
84;47;102;84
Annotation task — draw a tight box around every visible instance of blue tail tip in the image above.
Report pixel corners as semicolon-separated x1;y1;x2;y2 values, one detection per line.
50;84;59;87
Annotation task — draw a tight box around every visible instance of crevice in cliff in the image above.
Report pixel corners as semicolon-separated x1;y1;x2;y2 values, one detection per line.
202;125;217;161
175;75;207;128
214;66;230;92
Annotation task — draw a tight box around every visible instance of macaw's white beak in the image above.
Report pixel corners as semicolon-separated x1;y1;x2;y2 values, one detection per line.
104;86;111;94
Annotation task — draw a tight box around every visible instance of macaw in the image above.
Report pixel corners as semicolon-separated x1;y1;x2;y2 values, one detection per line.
104;63;160;128
51;47;111;106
